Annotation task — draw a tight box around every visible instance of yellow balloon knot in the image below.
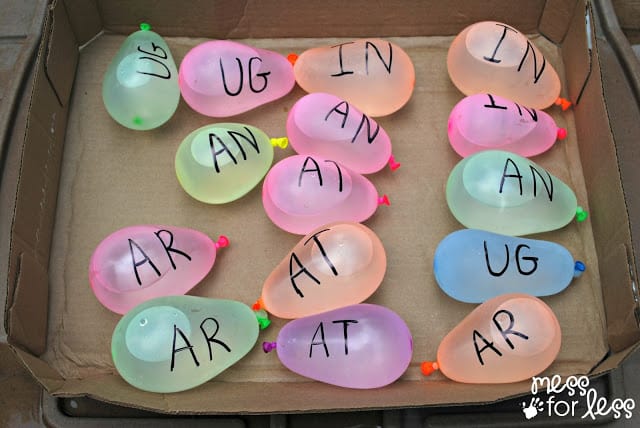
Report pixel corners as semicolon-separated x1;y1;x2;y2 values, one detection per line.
270;137;289;149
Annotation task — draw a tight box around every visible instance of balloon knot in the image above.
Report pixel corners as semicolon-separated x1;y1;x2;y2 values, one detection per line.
270;137;289;149
420;361;439;376
215;235;230;249
557;128;567;140
378;194;390;206
574;261;586;278
252;298;264;311
263;342;277;353
576;206;588;222
388;155;401;171
555;97;572;111
256;312;271;330
287;53;298;66
140;22;151;31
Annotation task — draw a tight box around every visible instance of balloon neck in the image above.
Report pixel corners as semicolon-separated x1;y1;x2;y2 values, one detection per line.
254;309;271;330
270;137;289;149
555;97;572;111
420;361;439;376
215;235;230;249
575;206;588;222
287;53;298;66
139;22;151;31
378;194;390;206
263;341;277;353
557;128;568;140
574;261;586;278
388;155;401;171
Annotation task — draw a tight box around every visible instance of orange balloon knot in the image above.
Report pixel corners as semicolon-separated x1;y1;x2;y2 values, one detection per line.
263;341;277;353
420;361;439;376
215;235;230;249
378;194;391;206
287;53;299;66
252;298;264;311
557;128;567;140
555;97;572;111
388;155;401;171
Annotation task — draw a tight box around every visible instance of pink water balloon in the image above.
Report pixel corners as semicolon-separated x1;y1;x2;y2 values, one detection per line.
447;21;566;110
263;304;413;389
262;155;389;235
421;293;561;383
179;40;295;117
255;222;386;319
293;39;415;116
89;225;228;314
286;93;398;174
448;93;567;157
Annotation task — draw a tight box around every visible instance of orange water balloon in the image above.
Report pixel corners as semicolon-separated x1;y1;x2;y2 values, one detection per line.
255;222;386;319
421;293;561;383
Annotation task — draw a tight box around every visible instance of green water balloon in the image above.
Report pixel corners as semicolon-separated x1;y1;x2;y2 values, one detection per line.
446;150;586;236
175;123;288;204
111;295;264;393
102;23;180;130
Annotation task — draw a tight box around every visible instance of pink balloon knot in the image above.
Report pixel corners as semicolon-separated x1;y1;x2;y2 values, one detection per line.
215;235;230;249
557;128;567;140
378;195;391;206
263;342;277;353
388;155;401;171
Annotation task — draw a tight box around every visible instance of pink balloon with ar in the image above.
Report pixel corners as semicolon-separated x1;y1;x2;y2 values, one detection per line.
179;40;295;117
286;93;398;174
262;155;389;235
262;304;413;389
89;225;228;314
448;93;567;158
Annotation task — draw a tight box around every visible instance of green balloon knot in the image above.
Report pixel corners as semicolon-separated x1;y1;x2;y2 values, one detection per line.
140;22;151;31
576;206;588;222
132;116;143;126
255;309;271;330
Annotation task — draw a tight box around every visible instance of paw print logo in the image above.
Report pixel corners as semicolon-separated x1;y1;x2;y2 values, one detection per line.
521;396;545;420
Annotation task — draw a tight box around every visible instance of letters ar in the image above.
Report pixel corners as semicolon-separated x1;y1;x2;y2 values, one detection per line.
170;317;232;371
473;309;529;365
128;229;192;286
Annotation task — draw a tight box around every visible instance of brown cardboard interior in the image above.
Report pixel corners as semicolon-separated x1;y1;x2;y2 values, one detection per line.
3;0;640;414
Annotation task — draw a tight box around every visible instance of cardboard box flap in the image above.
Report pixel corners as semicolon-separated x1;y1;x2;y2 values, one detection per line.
94;0;548;39
44;0;78;106
6;247;49;355
563;1;594;105
539;0;580;44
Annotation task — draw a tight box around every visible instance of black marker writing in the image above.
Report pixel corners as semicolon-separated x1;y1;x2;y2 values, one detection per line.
171;325;199;371
309;322;329;357
129;238;160;286
331;42;355;77
483;24;517;63
200;317;231;362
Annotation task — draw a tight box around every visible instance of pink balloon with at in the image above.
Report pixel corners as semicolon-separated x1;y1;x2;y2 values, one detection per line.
286;93;400;174
262;304;413;389
262;155;389;235
448;93;567;158
89;225;229;314
178;40;295;117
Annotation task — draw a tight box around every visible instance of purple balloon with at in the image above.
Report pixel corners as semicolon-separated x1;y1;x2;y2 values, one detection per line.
263;304;413;389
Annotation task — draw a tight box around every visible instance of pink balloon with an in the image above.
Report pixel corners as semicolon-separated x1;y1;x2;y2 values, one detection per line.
89;225;228;314
262;155;389;235
448;93;567;158
286;93;399;174
179;40;295;117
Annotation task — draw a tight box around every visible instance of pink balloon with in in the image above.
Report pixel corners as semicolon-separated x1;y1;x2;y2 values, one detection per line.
448;93;567;158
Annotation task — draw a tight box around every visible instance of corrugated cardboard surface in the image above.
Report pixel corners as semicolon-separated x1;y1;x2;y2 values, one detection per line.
38;26;609;411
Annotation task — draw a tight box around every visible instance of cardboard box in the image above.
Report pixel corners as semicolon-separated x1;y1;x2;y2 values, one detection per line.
2;0;639;414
